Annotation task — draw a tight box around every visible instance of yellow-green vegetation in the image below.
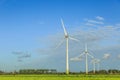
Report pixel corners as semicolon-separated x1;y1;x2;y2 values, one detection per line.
0;75;120;80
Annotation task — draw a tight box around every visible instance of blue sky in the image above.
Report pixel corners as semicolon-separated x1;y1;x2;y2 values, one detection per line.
0;0;120;72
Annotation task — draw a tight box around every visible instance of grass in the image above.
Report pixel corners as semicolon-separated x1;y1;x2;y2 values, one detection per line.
0;74;120;80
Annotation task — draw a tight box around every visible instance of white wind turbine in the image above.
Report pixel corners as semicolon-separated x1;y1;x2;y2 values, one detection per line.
56;19;79;75
78;43;94;74
96;59;100;71
91;58;97;74
91;58;100;74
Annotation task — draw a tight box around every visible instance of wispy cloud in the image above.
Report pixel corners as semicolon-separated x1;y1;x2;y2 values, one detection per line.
18;53;31;59
96;16;104;21
12;51;23;55
85;23;96;26
103;53;111;59
84;16;104;26
87;19;104;24
12;51;31;63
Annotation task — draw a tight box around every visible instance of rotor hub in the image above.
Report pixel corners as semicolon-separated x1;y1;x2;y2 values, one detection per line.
65;35;69;38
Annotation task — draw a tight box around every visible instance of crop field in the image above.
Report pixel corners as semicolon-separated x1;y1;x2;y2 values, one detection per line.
0;75;120;80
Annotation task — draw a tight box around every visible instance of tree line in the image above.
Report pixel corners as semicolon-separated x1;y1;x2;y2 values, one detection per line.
19;69;57;74
0;69;120;75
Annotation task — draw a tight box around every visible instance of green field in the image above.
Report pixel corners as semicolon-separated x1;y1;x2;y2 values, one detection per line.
0;75;120;80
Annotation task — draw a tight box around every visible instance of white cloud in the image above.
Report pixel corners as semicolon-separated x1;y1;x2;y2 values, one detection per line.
96;16;104;21
103;53;111;59
85;23;96;26
84;17;104;26
87;20;104;24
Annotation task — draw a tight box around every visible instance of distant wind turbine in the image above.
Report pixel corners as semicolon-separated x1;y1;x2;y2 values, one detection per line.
91;58;100;74
78;43;94;74
56;19;79;75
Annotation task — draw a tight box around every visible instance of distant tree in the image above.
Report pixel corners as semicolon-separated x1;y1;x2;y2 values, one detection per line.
0;71;4;74
98;70;108;74
108;69;120;74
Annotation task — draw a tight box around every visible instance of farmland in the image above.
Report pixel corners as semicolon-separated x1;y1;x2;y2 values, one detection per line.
0;75;120;80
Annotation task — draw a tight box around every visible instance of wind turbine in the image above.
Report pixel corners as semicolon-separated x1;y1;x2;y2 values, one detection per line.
96;59;100;71
91;59;96;74
91;58;100;74
56;19;79;75
78;43;94;74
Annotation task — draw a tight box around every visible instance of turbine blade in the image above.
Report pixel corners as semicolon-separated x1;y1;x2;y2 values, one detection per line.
70;57;82;61
61;19;68;36
78;52;85;58
85;43;88;52
96;59;100;63
55;39;65;49
91;58;96;63
88;53;94;59
69;36;79;42
91;60;94;63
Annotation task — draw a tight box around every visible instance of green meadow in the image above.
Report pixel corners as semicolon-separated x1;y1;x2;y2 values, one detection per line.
0;75;120;80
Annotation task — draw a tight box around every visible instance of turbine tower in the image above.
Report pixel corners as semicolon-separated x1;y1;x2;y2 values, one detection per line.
96;59;100;71
56;19;78;75
61;19;69;75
